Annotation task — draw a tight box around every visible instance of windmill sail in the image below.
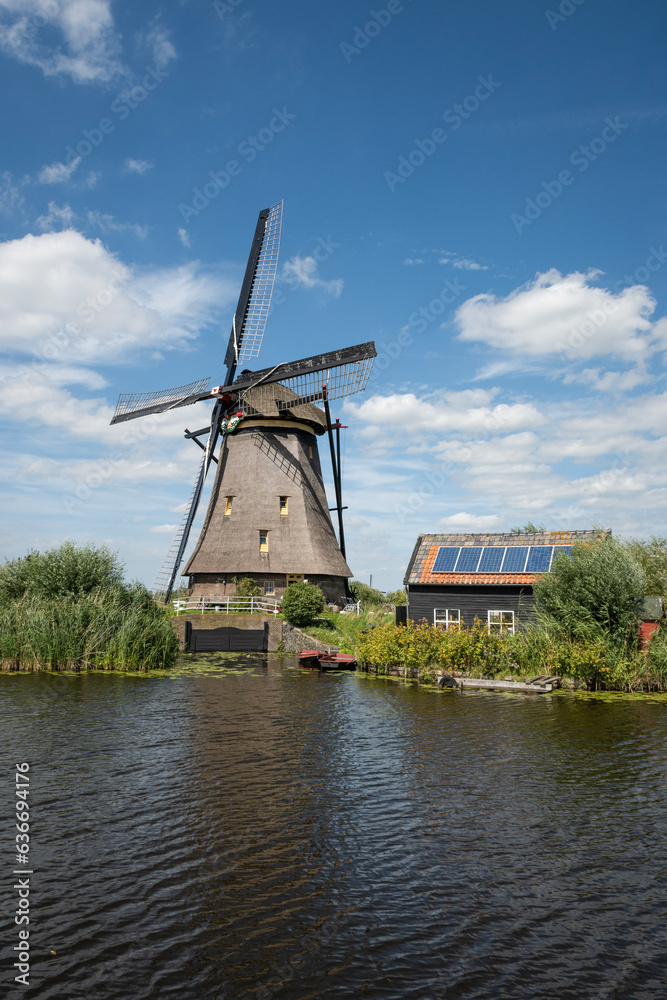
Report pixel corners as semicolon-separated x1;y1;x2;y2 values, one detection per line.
111;377;211;425
224;200;283;370
231;342;376;411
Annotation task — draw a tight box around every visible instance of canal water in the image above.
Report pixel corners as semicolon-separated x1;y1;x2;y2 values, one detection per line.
2;657;667;999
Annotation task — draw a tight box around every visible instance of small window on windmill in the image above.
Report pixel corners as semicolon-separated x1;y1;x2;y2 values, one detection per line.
224;496;233;515
279;496;288;515
259;531;269;553
308;444;313;459
264;581;275;595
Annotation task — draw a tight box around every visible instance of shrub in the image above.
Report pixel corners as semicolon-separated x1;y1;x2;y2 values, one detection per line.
232;576;261;598
281;581;325;627
533;535;644;647
0;541;123;603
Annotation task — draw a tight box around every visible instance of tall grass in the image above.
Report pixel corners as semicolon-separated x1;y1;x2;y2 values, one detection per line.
0;543;178;671
0;586;178;672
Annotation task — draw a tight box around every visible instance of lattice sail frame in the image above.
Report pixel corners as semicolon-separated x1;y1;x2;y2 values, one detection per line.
237;356;375;413
237;200;283;363
112;377;210;423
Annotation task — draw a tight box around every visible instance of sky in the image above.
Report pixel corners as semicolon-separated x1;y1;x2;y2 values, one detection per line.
1;0;666;592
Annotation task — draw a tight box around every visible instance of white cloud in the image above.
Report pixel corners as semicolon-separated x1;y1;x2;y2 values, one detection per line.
149;523;178;533
0;229;236;364
437;512;502;531
36;201;75;230
346;390;544;437
86;210;148;239
37;157;81;184
439;252;488;271
178;228;191;249
563;363;653;393
343;382;667;546
403;257;424;266
143;23;176;70
0;0;127;84
281;255;343;297
0;170;23;214
124;158;153;175
82;170;100;189
456;269;657;361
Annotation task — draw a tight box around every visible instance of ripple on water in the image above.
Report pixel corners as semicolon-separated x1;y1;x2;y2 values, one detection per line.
1;662;667;999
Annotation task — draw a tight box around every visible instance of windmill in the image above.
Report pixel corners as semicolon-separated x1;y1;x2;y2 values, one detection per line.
110;202;376;603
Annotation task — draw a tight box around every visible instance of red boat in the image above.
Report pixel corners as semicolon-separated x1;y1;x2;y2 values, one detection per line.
298;650;357;670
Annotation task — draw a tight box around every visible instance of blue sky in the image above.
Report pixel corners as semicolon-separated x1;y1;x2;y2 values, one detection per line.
1;0;666;592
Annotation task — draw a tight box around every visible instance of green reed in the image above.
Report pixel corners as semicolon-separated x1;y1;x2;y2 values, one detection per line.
0;585;178;672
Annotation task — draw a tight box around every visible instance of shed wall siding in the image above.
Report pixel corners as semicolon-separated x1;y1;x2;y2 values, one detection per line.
407;584;535;628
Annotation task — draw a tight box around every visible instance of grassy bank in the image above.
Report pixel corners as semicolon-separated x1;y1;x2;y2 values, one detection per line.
356;619;667;692
0;543;178;672
304;609;395;653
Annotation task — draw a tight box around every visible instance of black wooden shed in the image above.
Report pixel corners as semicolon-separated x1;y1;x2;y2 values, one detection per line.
403;530;604;632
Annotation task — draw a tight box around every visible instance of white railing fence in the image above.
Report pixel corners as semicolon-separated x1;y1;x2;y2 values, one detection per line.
173;596;281;616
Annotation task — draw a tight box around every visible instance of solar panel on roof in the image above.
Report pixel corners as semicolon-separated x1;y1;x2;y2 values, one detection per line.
526;546;553;572
478;547;505;572
501;547;529;572
455;547;483;572
432;547;460;572
550;545;572;567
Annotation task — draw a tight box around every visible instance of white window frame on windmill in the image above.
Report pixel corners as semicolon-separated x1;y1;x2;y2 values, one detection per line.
279;495;289;515
259;530;269;553
224;496;233;515
264;581;275;595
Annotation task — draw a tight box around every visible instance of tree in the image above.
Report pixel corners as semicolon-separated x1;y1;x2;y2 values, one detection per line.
510;521;545;534
385;588;406;605
281;580;325;627
533;535;644;645
625;537;667;597
349;581;384;607
0;541;124;603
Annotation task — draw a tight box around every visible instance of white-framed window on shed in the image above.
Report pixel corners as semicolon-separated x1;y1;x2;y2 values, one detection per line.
488;610;515;635
434;609;460;630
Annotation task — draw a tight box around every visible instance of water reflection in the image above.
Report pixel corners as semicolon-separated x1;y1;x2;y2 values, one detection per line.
1;660;666;999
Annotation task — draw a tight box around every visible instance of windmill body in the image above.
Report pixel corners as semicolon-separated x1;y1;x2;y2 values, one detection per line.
111;202;375;603
184;396;352;602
